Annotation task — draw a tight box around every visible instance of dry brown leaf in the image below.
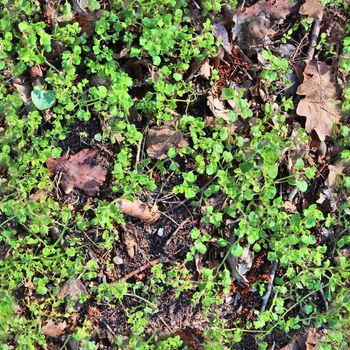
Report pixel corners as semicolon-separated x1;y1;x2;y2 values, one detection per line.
296;60;341;141
232;0;293;55
299;0;324;20
58;279;88;302
227;245;254;285
41;320;67;338
46;149;106;195
123;228;137;259
116;199;159;222
207;95;230;121
197;60;212;79
146;127;188;160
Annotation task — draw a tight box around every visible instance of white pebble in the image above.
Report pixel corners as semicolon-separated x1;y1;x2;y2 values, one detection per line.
157;228;164;237
113;256;123;265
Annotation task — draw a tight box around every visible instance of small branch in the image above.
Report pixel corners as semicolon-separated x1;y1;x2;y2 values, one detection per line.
306;19;321;63
319;283;329;312
260;260;278;314
116;258;165;282
165;218;192;246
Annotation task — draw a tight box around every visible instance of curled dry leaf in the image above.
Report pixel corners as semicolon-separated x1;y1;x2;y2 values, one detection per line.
123;228;137;259
41;319;67;338
13;76;31;106
146;126;188;160
299;0;324;20
116;198;159;222
296;60;341;141
46;149;107;195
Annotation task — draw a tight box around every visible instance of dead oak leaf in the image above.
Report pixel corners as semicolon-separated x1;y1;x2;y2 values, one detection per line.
146;127;188;160
46;149;106;195
296;60;341;141
299;0;324;20
41;320;67;338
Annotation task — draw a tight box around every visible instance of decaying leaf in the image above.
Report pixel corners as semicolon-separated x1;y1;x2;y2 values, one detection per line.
212;21;232;55
299;0;324;20
317;162;343;209
58;279;88;301
197;60;212;79
227;245;254;285
116;198;159;222
13;76;31;106
46;149;107;195
123;228;137;259
207;95;230;121
232;0;294;56
146;127;188;160
41;320;67;338
280;327;327;350
296;60;341;141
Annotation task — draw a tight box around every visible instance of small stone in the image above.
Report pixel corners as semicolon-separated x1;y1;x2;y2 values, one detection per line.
113;256;124;265
157;228;164;237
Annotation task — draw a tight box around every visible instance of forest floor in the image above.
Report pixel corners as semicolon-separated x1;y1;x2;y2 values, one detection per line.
0;0;350;349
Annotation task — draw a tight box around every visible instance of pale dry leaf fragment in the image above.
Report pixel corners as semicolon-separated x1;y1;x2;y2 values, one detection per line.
116;198;159;222
227;245;254;285
197;60;212;79
13;76;31;105
296;60;341;141
46;149;107;195
123;230;137;259
146;126;188;160
207;95;230;121
299;0;324;20
41;320;67;338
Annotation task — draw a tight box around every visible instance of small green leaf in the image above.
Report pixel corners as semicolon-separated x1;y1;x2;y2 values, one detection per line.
195;241;207;254
296;180;308;192
31;86;56;110
230;243;243;257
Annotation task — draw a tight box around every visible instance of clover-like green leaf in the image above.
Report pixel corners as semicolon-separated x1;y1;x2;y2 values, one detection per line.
31;86;56;110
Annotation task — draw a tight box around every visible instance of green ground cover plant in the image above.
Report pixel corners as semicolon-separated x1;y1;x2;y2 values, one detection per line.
0;0;350;349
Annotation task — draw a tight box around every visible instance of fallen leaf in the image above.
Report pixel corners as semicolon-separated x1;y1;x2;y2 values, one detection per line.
123;228;137;259
232;0;294;56
317;162;343;209
41;320;67;338
212;21;232;55
207;95;229;120
146;127;188;160
58;279;87;301
46;149;107;195
13;76;31;106
197;60;212;79
296;60;341;141
116;198;159;222
227;245;254;285
299;0;324;20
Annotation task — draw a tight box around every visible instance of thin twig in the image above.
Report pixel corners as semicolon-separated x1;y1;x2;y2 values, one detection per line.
260;260;278;314
319;283;329;312
116;258;165;282
165;218;192;246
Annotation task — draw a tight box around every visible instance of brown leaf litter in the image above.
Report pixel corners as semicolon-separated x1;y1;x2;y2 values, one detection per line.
46;148;107;196
146;126;188;160
299;0;324;20
232;0;294;56
115;198;159;223
41;319;68;338
296;59;341;141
